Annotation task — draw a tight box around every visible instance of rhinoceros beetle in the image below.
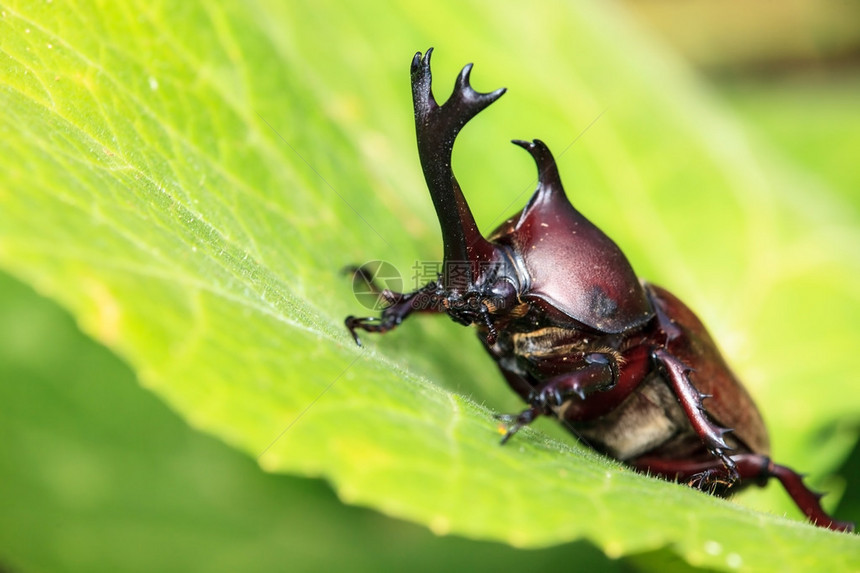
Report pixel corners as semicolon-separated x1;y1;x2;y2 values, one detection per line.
345;48;853;532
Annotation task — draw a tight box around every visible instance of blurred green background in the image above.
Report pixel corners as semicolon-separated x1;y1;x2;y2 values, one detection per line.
1;1;859;572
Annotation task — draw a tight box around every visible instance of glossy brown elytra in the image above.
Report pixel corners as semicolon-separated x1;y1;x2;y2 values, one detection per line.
345;48;853;532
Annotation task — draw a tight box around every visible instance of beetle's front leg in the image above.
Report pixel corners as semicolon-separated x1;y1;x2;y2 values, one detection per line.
496;353;618;444
652;348;738;484
345;281;444;346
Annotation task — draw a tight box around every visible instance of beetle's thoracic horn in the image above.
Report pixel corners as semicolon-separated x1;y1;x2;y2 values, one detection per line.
511;139;566;202
411;48;505;286
511;139;568;224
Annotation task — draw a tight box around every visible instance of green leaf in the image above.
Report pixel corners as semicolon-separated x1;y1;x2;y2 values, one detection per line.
719;75;860;215
0;270;627;573
0;1;857;572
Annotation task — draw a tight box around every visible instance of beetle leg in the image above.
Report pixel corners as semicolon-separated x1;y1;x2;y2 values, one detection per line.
762;458;854;532
537;353;620;403
345;282;444;346
633;453;854;532
652;348;739;483
478;304;499;346
495;354;618;443
495;406;540;445
684;467;725;492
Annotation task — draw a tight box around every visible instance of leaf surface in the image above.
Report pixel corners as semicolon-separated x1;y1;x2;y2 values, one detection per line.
0;2;857;571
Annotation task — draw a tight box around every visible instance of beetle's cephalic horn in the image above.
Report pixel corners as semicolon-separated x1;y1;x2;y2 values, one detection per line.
411;48;505;286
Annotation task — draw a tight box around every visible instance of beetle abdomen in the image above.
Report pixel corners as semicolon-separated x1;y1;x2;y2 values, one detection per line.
565;373;690;461
567;373;747;463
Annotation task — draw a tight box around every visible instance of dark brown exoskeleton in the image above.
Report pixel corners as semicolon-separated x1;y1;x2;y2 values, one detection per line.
345;48;853;532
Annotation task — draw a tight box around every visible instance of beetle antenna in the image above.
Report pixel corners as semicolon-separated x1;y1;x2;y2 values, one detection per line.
480;303;497;345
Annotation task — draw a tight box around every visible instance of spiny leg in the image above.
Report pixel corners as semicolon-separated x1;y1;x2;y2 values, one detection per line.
652;348;738;483
764;458;854;532
634;453;854;532
496;353;618;443
345;281;443;346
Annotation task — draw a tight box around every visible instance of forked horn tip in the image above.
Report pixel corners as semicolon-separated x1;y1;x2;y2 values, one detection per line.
411;47;434;74
455;62;476;94
453;62;506;106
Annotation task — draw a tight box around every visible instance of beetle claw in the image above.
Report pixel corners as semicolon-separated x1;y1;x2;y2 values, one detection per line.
687;469;721;490
499;429;517;445
344;316;364;346
495;406;539;444
712;449;740;484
